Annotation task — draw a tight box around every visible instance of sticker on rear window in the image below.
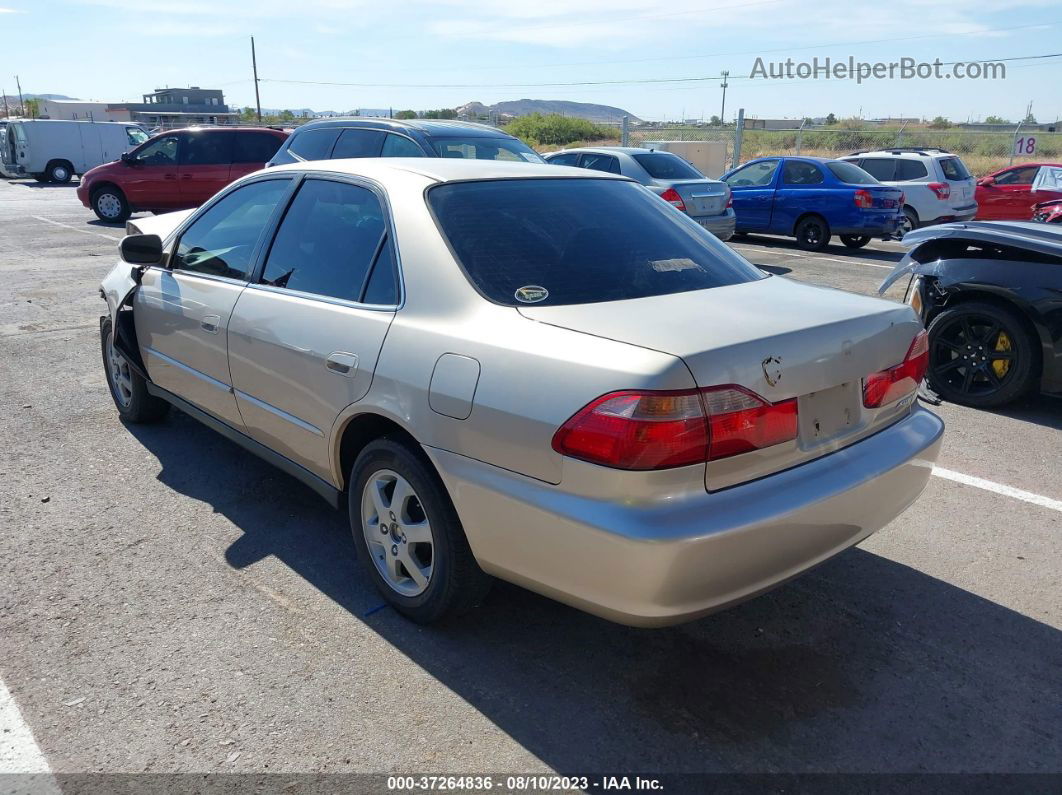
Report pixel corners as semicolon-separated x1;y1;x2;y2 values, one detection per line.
514;285;549;303
651;258;700;273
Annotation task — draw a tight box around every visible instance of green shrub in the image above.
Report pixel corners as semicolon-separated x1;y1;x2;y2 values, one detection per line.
505;113;615;147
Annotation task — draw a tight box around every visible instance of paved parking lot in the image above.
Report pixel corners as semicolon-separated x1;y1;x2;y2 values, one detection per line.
1;177;1059;784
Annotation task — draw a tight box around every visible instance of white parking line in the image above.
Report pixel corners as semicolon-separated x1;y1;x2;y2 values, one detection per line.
729;244;895;270
0;677;52;777
33;215;121;241
932;467;1062;513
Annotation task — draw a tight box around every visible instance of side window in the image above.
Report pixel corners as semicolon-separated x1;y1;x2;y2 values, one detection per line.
260;180;387;303
782;161;825;185
233;132;284;164
180;132;233;165
126;127;148;146
381;133;424;157
135;135;180;166
173;179;291;280
547;153;580;166
725;160;778;187
362;237;399;305
332;129;386;159
995;166;1039;185
580;153;621;174
894;159;929;181
858;158;896;181
288;128;340;161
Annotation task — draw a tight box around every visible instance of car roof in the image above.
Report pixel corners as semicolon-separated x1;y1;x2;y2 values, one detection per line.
267;157;627;183
288;117;509;138
550;147;660;156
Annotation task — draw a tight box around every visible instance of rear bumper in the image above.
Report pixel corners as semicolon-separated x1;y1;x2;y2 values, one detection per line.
690;208;736;241
923;204;978;225
427;406;944;627
832;213;901;237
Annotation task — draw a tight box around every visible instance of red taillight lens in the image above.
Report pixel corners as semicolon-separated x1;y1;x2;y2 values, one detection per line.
928;182;951;200
552;385;798;470
701;387;799;460
862;330;929;408
660;187;686;212
726;193;733;208
854;189;874;209
898;192;905;206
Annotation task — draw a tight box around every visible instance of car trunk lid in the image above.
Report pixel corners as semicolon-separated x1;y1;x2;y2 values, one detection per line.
654;179;730;217
519;276;924;489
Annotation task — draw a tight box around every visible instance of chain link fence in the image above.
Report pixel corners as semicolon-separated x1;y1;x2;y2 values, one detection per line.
596;118;1060;177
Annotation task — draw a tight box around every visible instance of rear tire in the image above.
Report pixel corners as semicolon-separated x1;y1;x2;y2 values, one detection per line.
349;439;492;623
100;317;169;423
840;234;871;249
795;215;830;251
898;207;918;238
92;186;131;223
46;160;73;184
926;301;1038;408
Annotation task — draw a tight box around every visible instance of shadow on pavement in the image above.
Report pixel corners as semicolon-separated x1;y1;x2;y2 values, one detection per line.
734;234;904;264
978;392;1062;431
127;410;1061;775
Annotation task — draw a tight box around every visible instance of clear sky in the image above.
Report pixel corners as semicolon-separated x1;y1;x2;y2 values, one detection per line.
2;0;1060;123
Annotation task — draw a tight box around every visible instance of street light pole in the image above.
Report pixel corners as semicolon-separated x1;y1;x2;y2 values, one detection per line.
15;75;25;117
251;37;262;123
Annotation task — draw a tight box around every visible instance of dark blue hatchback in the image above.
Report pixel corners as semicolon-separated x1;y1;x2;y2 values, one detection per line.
722;156;904;251
267;118;545;167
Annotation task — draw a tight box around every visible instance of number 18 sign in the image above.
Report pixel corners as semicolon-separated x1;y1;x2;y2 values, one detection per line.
1015;136;1037;156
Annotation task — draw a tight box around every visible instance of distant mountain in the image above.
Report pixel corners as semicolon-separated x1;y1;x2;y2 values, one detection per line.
456;99;641;124
25;94;78;100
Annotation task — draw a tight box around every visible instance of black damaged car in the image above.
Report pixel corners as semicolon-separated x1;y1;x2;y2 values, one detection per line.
880;221;1062;408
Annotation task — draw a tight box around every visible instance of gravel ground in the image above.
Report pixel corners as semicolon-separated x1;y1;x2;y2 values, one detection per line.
0;177;1059;787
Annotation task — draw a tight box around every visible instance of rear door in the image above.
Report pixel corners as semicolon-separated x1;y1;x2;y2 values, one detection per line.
178;130;235;207
938;156;976;213
227;177;398;482
134;177;294;426
723;159;779;230
230;131;286;181
122;132;184;210
578;152;621;174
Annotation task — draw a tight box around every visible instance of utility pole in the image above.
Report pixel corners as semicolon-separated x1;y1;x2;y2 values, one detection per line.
250;37;262;123
2;89;9;119
15;75;25;117
719;70;729;124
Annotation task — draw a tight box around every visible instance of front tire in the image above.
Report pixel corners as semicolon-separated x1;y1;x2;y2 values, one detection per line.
795;215;830;251
349;439;491;623
840;234;871;249
926;301;1038;408
101;317;169;422
92;186;131;223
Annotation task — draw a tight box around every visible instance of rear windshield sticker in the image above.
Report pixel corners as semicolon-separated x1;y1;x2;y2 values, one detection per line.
514;285;549;303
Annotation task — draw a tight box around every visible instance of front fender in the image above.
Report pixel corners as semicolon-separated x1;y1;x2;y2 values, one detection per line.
99;261;140;328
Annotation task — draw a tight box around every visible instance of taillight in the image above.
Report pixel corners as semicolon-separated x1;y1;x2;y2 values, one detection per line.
862;330;929;408
551;385;798;470
854;189;874;209
726;192;733;208
660;187;686;212
898;192;905;206
928;182;951;200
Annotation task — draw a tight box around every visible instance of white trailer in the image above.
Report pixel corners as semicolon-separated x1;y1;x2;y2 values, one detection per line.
0;119;148;182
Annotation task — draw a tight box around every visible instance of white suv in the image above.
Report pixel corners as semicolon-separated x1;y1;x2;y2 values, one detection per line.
840;148;977;237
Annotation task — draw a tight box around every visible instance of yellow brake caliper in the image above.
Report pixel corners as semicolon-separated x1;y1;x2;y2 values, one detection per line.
992;331;1012;379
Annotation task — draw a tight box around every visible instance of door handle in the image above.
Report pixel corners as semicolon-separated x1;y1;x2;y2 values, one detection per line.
201;315;221;334
181;174;193;179
164;173;177;180
325;352;359;376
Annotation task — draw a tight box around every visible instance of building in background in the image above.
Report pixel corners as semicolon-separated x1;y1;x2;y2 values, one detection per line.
111;88;237;129
37;99;131;122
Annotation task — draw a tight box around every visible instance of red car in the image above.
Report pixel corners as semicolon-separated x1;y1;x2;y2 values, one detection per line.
974;161;1062;220
77;127;287;223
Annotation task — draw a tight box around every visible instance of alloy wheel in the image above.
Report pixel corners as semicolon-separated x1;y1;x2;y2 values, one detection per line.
930;314;1016;400
106;333;133;408
360;469;434;597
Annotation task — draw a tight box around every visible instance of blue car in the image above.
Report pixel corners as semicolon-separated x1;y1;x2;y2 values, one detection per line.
721;156;904;251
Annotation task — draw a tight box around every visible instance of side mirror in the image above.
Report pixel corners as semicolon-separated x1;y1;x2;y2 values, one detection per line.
119;234;163;265
120;152;138;166
977;177;994;187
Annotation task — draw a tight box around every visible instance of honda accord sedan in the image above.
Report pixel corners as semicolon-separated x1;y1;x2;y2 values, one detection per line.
100;159;944;626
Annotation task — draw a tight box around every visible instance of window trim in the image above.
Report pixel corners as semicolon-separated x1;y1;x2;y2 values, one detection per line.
163;174;298;281
247;172;405;311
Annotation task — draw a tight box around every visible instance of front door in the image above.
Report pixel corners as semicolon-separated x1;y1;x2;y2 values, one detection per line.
724;159;780;231
122;133;184;211
227;177;399;482
134;177;294;426
978;165;1041;219
177;130;234;208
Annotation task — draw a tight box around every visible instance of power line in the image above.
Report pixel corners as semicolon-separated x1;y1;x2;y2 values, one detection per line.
260;52;1062;90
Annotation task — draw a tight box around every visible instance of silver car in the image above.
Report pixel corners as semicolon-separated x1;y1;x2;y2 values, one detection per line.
543;146;736;241
100;159;943;627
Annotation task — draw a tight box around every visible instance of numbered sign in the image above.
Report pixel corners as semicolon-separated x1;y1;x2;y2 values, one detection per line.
1015;136;1037;156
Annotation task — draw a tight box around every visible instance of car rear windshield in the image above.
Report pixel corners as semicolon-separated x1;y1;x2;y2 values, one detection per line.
432;137;545;163
826;161;879;184
939;157;971;180
632;152;703;179
427;178;764;307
